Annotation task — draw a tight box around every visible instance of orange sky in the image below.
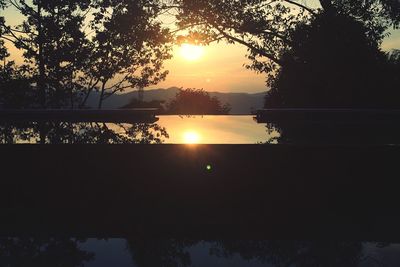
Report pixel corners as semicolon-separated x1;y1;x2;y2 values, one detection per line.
149;43;267;93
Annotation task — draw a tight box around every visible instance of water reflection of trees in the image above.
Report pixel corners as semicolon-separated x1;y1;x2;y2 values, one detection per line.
0;122;169;144
127;239;196;267
0;238;394;266
0;238;94;267
264;122;400;145
210;240;364;267
125;239;393;267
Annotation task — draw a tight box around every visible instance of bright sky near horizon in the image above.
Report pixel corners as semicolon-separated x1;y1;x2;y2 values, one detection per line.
2;2;400;94
151;43;268;93
151;30;400;93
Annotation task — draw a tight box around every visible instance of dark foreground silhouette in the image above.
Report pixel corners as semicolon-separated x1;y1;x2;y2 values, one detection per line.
0;144;400;241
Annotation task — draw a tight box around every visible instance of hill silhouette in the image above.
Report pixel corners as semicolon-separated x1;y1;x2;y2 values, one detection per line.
86;87;265;114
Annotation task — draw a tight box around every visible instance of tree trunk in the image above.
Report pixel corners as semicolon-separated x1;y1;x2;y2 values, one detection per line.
319;0;334;12
37;1;46;108
98;81;106;109
70;73;74;109
80;88;92;109
38;122;46;144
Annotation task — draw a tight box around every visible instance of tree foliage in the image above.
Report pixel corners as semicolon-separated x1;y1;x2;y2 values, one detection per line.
166;88;231;115
0;0;8;61
1;2;33;109
0;63;33;108
1;0;93;107
0;0;172;109
265;12;397;108
82;0;172;108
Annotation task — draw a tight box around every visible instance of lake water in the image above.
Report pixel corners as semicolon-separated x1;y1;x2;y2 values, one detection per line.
0;115;276;144
2;238;399;267
1;114;400;144
156;115;273;144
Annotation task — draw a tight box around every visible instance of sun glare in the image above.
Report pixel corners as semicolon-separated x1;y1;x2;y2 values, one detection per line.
183;130;201;144
179;44;204;61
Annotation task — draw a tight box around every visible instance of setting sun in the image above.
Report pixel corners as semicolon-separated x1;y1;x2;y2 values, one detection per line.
179;44;205;61
183;130;201;144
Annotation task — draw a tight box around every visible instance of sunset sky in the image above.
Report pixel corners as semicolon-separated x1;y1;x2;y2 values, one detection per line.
153;43;268;93
154;30;400;94
3;3;400;94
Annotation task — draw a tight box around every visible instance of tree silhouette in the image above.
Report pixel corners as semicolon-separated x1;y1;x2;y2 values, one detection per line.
1;2;35;108
265;12;395;108
385;49;400;89
0;61;35;109
0;0;5;41
1;0;92;108
1;0;172;109
81;0;172;109
166;88;231;115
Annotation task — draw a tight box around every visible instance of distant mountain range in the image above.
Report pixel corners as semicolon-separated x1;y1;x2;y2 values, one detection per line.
87;87;266;114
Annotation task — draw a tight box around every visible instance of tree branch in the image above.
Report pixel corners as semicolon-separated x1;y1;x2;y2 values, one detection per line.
1;32;31;52
214;26;283;65
284;0;317;15
80;77;101;108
